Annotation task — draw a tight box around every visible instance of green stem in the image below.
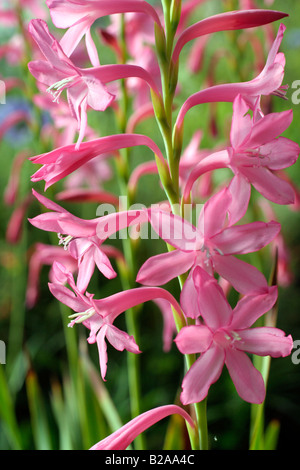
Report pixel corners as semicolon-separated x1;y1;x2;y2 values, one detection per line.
111;15;145;450
154;0;209;451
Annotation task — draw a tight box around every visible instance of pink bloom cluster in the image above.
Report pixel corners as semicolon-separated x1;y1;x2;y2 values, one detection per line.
22;0;298;449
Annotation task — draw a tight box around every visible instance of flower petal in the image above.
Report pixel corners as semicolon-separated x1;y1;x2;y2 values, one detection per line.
230;286;278;330
105;324;141;354
172;10;288;63
212;220;280;254
214;255;269;295
245;110;293;149
180;345;225;405
95;325;108;381
227;174;251;225
200;187;232;239
175;325;212;355
230;94;252;149
148;208;199;250
225;348;265;404
93;248;115;279
242;167;295;205
93;287;182;323
76;251;96;293
193;267;233;329
136;249;195;286
90;405;194;450
236;327;293;357
180;267;200;319
260;137;300;170
48;282;89;312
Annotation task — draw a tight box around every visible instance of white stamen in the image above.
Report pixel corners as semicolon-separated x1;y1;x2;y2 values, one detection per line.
230;331;242;342
58;233;74;250
68;308;96;324
47;76;78;103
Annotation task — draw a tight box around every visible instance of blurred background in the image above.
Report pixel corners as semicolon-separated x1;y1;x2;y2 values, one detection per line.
0;0;299;450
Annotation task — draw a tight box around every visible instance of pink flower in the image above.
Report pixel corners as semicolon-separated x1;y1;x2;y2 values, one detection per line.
174;23;287;137
56;188;119;207
172;9;288;63
28;19;161;148
4;151;29;206
26;243;77;309
30;133;165;189
183;94;299;208
106;12;157;59
126;46;161;110
29;189;148;292
128;131;212;198
33;91;97;148
46;0;162;66
49;262;183;379
0;9;17;27
90;404;194;450
175;267;293;404
6;193;33;245
228;95;299;204
137;187;280;295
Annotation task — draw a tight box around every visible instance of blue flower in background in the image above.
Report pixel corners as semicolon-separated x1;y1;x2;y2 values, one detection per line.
0;97;32;147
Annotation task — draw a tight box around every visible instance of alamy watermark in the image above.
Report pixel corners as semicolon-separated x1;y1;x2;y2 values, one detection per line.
0;340;6;364
291;340;300;365
94;198;204;250
0;80;5;105
291;80;300;105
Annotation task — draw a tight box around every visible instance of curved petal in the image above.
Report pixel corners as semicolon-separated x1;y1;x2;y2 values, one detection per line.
227;174;251;225
213;255;268;295
96;209;148;241
90;404;194;450
180;345;225;405
48;282;89;312
175;325;212;355
28;212;64;233
230;94;252;149
28;19;75;73
28;60;64;88
172;10;287;63
193;267;233;329
85;28;100;67
94;247;117;279
175;60;284;133
76;252;95;293
59;17;91;59
245;110;293;149
225;348;265;404
180;267;200;319
212;220;280;254
105;324;141;354
200;187;232;239
182;150;230;203
242;167;295;205
31;134;165;188
93;287;183;323
136;249;195;286
32;189;68;213
260;137;300;170
236;327;293;357
230;286;278;330
95;325;108;381
84;64;161;97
